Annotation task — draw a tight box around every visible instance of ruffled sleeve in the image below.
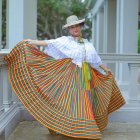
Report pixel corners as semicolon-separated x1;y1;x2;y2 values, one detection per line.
85;43;102;68
43;36;70;59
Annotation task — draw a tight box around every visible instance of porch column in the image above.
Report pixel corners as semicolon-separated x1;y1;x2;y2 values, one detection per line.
6;0;37;49
104;0;116;53
1;65;13;110
116;0;139;54
104;0;117;73
96;8;104;53
128;63;140;103
0;65;4;115
116;0;139;93
6;0;24;49
92;16;97;47
0;0;2;50
103;2;107;53
23;0;37;39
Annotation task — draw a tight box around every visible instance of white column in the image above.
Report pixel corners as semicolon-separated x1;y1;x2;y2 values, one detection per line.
0;0;2;50
104;0;117;74
1;65;13;110
23;0;37;39
116;0;139;84
6;0;24;49
103;1;108;53
128;63;140;103
12;90;20;104
116;0;139;54
92;16;97;48
104;0;116;53
6;0;37;49
0;66;4;115
96;8;104;53
108;0;116;53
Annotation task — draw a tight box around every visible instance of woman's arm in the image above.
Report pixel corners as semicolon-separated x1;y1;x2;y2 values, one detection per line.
99;64;111;74
24;39;47;46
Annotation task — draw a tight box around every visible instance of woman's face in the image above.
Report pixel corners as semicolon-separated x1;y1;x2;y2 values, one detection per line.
68;24;81;37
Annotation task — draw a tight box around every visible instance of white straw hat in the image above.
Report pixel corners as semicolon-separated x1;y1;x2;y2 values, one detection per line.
63;15;85;29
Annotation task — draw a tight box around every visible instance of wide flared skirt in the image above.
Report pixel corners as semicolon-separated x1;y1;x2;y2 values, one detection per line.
4;41;125;139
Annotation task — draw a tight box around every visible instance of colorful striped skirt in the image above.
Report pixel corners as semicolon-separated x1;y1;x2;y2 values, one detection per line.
4;41;125;139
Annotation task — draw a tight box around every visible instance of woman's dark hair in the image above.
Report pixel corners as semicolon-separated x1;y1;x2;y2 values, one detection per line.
79;22;85;27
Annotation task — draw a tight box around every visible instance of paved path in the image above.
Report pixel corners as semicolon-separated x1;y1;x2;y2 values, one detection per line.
7;121;140;140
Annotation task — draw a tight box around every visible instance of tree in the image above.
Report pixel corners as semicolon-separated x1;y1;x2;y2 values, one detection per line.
2;0;6;48
37;0;96;40
1;0;95;48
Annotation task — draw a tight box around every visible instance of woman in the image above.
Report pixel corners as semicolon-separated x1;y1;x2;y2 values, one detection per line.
27;15;110;74
4;15;125;139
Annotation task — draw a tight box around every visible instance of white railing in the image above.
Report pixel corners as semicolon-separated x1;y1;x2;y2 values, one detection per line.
0;50;10;65
0;50;13;113
0;50;27;139
0;50;140;138
100;53;140;103
100;53;140;63
0;51;140;106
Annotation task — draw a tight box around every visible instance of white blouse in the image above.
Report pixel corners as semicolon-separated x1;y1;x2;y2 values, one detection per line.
44;36;102;68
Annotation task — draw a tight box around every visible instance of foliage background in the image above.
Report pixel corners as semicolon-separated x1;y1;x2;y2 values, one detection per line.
1;0;140;53
37;0;95;40
138;30;140;53
1;0;95;48
2;0;6;48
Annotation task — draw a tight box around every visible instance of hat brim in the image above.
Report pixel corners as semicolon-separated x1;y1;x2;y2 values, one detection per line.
62;19;85;29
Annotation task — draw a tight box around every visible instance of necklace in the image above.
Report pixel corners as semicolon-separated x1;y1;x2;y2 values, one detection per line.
72;36;86;60
78;37;86;61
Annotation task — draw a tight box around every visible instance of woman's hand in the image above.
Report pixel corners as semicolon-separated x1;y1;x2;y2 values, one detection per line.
24;39;37;45
23;39;38;49
104;68;111;75
99;64;112;75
